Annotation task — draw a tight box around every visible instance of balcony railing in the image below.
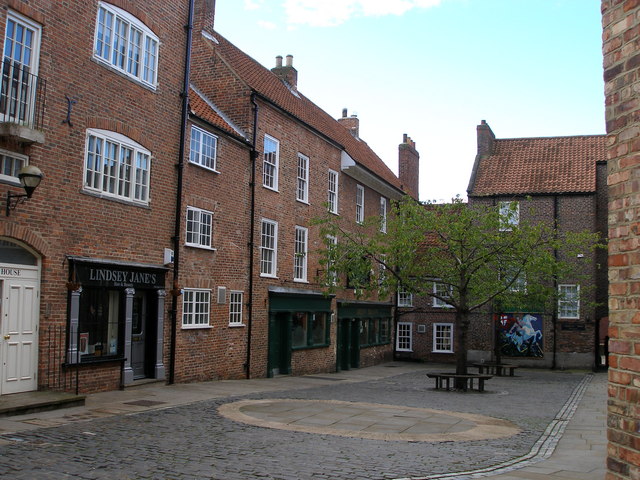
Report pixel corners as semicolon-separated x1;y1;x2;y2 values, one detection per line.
0;58;46;135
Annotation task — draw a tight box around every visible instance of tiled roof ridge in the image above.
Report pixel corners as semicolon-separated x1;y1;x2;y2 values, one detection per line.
210;29;403;191
494;133;606;142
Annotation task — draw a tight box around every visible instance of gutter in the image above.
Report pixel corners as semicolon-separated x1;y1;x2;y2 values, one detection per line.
169;0;195;385
245;92;259;379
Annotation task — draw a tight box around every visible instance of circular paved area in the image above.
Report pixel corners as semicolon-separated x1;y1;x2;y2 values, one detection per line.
219;398;520;442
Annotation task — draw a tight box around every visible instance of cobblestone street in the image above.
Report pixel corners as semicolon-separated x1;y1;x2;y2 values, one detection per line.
0;367;601;480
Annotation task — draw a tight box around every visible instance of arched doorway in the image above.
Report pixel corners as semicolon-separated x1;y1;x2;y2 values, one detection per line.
0;238;40;394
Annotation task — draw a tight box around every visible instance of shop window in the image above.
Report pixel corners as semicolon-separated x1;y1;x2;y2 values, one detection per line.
78;288;122;361
291;312;329;348
360;318;391;347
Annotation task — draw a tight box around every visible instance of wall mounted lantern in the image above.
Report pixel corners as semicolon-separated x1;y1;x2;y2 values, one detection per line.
6;165;44;216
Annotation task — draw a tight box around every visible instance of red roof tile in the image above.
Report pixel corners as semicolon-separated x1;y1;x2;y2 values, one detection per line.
189;87;245;139
211;31;403;191
469;135;606;196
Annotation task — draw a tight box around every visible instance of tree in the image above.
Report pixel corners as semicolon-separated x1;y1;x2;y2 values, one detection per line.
316;196;601;383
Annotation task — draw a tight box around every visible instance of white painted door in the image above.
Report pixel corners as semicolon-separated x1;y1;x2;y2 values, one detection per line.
1;269;39;394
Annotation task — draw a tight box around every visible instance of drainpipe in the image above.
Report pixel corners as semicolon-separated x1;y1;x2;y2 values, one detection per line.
552;195;559;370
169;0;195;385
245;92;259;379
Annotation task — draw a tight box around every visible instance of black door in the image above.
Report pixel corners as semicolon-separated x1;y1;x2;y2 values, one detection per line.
268;312;291;377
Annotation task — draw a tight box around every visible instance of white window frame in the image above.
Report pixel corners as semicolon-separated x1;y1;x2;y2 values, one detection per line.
2;11;42;125
396;322;413;352
499;201;520;231
356;184;364;224
0;148;27;185
558;284;580;319
182;289;211;328
294;226;308;282
328;169;339;214
326;234;338;286
229;291;244;326
398;289;413;307
433;282;453;308
185;206;214;249
296;153;309;203
263;135;279;191
93;2;159;88
260;218;278;277
83;129;151;205
189;125;218;172
380;197;387;233
433;323;454;353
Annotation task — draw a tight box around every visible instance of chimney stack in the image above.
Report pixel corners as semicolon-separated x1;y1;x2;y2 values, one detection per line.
476;120;495;155
337;108;360;138
399;134;420;200
271;54;298;90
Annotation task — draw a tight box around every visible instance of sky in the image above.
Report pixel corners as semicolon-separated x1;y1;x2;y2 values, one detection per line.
213;0;605;202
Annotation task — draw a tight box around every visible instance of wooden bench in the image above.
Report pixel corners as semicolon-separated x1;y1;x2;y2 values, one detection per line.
426;372;492;392
472;363;519;376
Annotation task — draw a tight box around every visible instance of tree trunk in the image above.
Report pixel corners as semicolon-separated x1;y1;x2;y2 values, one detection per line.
455;310;470;388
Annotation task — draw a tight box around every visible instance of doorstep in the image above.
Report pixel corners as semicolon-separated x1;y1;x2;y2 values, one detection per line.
0;390;85;418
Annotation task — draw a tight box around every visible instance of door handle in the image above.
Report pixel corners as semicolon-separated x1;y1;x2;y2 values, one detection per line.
3;335;10;340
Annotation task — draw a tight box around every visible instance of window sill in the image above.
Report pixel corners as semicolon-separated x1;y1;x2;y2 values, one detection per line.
228;323;246;328
81;188;150;208
188;161;220;174
260;274;278;279
185;244;217;252
296;199;309;205
263;185;279;193
181;325;213;330
293;279;309;284
432;350;454;354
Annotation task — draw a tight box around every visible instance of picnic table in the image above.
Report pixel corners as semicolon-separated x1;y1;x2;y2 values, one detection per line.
426;372;492;392
472;363;519;376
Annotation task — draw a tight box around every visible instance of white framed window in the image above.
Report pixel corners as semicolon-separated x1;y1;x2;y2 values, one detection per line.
294;226;308;282
84;129;151;204
2;11;41;125
499;201;519;231
558;284;580;319
182;289;211;328
326;234;338;285
328;169;339;214
433;323;454;353
433;282;453;308
263;135;279;190
297;153;309;203
0;149;27;184
190;126;218;171
94;2;159;87
379;197;387;233
260;218;278;277
229;291;244;326
396;322;412;352
398;289;413;307
186;206;213;249
356;184;364;224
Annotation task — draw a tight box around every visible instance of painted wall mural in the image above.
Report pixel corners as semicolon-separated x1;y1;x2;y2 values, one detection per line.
498;313;543;357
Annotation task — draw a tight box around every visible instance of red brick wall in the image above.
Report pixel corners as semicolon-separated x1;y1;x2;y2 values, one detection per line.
0;0;187;391
602;1;640;478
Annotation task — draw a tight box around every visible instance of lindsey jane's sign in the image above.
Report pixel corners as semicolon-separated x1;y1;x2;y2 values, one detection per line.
74;262;165;288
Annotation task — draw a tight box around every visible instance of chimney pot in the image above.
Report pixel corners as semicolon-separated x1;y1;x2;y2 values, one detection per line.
276;55;283;68
286;54;293;67
403;133;408;143
342;108;348;118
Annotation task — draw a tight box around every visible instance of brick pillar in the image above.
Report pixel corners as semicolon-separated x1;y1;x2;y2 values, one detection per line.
602;1;640;479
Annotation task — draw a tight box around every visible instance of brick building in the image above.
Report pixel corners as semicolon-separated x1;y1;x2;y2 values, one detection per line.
0;0;417;396
466;120;607;369
0;0;189;394
189;5;415;379
397;121;607;368
601;1;640;478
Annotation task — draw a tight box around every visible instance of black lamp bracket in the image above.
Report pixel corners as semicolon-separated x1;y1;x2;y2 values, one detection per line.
6;190;29;216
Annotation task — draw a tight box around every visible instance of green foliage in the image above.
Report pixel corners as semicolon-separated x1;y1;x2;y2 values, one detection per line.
315;195;603;316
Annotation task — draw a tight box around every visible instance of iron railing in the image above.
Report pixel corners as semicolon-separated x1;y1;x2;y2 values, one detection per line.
0;59;46;131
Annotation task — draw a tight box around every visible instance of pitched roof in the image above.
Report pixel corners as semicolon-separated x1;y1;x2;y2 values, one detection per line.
209;31;403;192
189;86;248;140
468;135;606;196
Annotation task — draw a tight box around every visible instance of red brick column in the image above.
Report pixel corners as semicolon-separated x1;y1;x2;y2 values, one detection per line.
603;1;640;479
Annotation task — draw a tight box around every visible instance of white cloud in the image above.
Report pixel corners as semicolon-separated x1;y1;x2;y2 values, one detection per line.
244;0;264;11
258;20;278;30
284;0;441;27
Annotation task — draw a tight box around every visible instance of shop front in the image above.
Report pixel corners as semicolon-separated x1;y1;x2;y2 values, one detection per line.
67;257;168;385
267;287;333;377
